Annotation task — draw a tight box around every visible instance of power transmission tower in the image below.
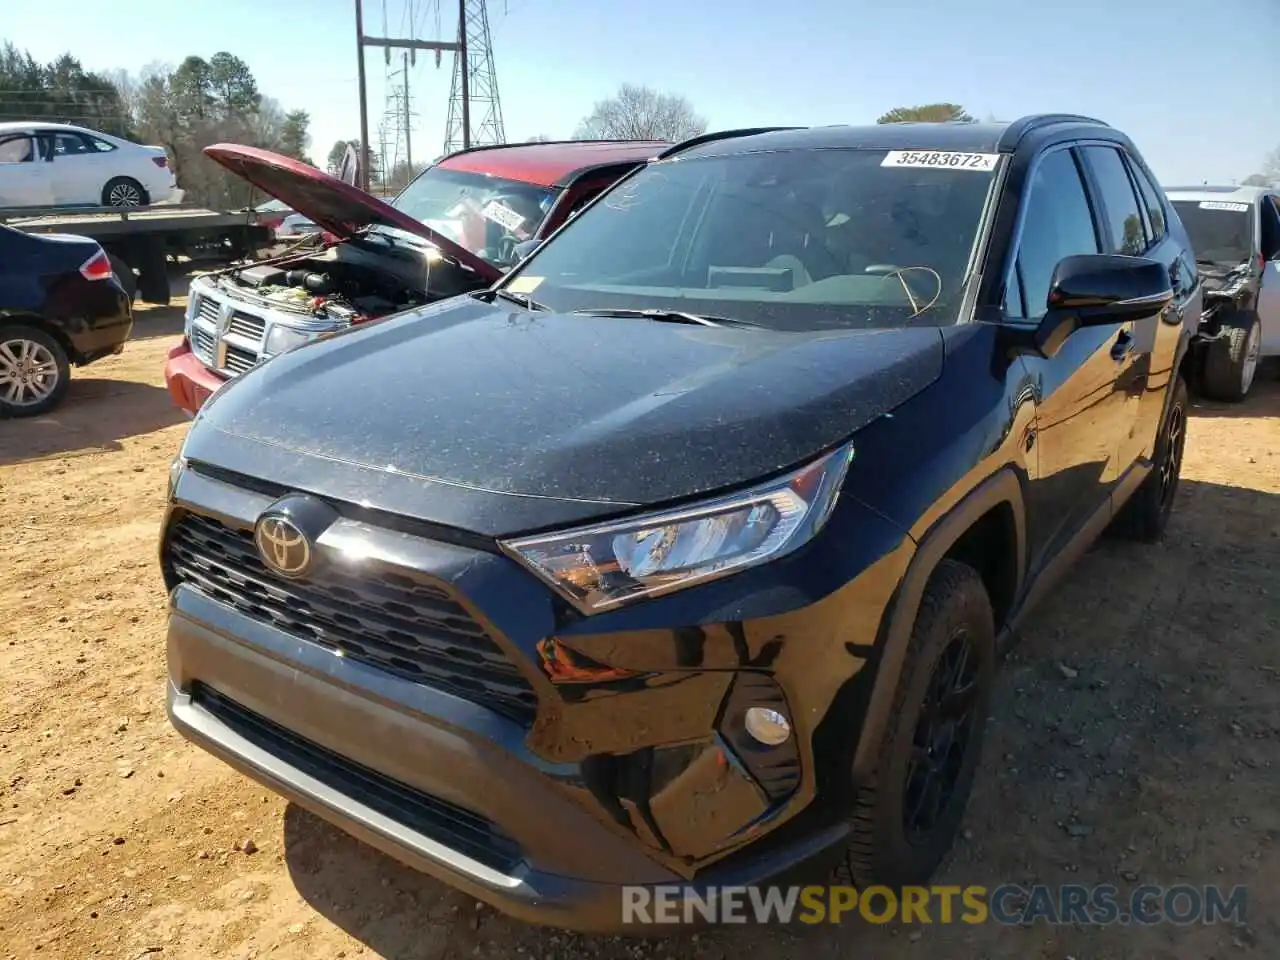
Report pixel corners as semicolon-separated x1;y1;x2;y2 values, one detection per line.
443;0;506;155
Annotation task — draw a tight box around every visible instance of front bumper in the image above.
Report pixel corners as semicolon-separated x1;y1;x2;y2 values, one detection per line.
164;338;225;416
162;464;910;930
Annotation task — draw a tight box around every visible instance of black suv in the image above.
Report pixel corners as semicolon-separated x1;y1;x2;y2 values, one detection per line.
161;116;1198;931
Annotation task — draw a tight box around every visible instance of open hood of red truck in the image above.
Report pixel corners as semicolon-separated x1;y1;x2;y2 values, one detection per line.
204;144;502;283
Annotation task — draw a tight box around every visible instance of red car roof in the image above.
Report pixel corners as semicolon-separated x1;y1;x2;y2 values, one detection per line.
437;140;669;188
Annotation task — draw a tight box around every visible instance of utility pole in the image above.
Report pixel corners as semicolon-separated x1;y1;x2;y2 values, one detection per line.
402;51;413;175
354;0;461;189
354;0;371;191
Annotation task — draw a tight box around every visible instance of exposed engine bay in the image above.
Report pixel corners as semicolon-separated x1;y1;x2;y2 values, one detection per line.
209;236;488;328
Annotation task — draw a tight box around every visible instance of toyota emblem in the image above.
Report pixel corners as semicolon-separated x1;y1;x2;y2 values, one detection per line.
254;515;312;578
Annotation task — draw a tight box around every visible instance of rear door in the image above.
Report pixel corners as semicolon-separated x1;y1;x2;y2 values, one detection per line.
40;131;104;205
1257;195;1280;355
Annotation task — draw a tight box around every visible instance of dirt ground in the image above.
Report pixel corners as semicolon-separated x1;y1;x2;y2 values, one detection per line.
1;293;1277;960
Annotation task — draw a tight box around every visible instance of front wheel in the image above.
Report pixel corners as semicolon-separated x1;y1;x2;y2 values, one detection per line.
1200;311;1261;402
837;559;995;888
0;325;71;418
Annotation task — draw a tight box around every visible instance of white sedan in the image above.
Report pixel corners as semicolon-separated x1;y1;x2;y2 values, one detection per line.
0;121;178;208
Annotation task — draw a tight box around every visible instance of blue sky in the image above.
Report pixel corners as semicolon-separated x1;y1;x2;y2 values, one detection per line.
2;0;1276;184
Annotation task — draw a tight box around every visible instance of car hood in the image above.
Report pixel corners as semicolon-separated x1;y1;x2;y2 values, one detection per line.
189;299;944;533
204;144;501;283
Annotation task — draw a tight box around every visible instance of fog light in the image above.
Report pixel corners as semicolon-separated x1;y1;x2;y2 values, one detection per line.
744;707;792;746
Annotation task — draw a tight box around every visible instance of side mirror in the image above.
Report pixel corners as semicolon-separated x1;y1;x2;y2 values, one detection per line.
1028;254;1172;358
512;238;541;262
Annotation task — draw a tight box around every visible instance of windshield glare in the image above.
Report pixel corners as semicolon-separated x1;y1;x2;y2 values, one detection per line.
501;148;998;330
1170;201;1253;265
388;167;557;268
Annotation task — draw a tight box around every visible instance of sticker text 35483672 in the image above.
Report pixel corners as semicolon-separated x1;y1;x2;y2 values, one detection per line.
881;150;1000;171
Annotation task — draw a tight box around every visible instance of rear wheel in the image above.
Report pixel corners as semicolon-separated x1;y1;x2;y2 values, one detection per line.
1200;311;1261;402
102;177;147;208
837;560;995;888
0;325;71;418
1110;376;1188;542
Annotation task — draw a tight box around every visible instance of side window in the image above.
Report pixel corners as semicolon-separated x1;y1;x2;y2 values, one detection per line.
0;135;34;163
89;136;117;153
53;133;92;156
1006;148;1100;320
1127;157;1167;242
1082;146;1148;255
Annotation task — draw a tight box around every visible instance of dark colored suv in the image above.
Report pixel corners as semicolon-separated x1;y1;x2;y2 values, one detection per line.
161;116;1198;931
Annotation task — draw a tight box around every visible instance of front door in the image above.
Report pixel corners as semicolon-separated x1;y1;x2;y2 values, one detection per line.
1077;145;1190;472
1002;145;1138;574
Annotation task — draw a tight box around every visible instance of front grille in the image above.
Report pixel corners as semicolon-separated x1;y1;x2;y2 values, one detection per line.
191;683;524;873
227;312;266;340
197;295;220;325
222;343;259;375
191;327;216;365
167;513;539;725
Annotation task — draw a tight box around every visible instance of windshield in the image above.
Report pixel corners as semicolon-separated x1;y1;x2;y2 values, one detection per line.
499;148;1000;330
385;166;557;268
1171;200;1253;265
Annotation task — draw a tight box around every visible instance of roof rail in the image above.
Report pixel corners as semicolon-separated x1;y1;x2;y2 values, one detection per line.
998;113;1110;150
658;127;804;160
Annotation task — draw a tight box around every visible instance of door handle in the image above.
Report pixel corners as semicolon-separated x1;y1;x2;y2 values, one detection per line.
1111;331;1134;362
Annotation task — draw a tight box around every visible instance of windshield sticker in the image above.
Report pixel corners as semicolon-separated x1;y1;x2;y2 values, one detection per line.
481;200;527;233
1198;201;1250;213
507;275;544;293
881;150;999;171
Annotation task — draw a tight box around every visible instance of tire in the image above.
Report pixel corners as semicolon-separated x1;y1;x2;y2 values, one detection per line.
836;559;995;888
0;324;71;418
102;176;147;208
106;253;138;302
1110;376;1188;543
1200;311;1261;402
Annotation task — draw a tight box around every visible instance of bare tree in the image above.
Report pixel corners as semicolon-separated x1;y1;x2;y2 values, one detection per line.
877;103;975;124
525;134;552;143
573;84;706;142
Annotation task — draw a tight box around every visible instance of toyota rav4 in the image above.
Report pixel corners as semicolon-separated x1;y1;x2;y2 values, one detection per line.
161;116;1199;931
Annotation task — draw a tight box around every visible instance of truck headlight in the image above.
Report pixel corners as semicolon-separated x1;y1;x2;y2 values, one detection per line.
264;325;314;356
501;443;854;613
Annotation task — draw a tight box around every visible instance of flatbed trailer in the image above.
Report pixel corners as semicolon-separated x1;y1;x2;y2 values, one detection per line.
0;203;272;305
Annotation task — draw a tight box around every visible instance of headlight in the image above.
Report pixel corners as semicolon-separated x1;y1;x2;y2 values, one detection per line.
184;297;195;340
168;455;186;500
264;325;315;356
502;443;854;613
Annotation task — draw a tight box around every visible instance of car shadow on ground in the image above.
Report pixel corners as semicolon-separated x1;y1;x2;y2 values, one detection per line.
1188;371;1280;418
281;476;1280;959
0;376;185;466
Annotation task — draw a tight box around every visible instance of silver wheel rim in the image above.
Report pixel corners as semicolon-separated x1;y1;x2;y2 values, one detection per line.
108;182;142;206
0;338;60;406
1241;323;1260;394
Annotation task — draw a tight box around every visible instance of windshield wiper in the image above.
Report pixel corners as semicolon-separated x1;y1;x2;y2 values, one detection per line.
473;288;549;311
572;308;756;328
